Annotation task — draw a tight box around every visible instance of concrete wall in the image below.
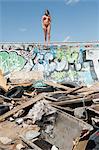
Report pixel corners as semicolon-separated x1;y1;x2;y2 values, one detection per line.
0;42;99;85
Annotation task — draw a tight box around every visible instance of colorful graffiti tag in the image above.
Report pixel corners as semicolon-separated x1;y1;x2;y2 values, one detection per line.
0;43;99;85
0;51;27;74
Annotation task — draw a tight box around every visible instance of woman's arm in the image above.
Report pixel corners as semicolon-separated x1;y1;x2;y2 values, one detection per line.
42;16;45;27
48;16;51;25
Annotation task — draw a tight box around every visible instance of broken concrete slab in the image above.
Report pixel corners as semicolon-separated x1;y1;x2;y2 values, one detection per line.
10;70;44;84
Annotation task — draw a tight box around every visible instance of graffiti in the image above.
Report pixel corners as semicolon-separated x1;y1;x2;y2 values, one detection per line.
0;42;99;85
0;51;27;73
32;47;83;73
86;49;99;80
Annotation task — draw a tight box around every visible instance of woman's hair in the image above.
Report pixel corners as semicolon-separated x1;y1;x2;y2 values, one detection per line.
45;10;50;16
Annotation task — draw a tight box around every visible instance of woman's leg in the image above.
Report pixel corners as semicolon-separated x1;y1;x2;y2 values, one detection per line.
47;24;51;45
43;26;47;45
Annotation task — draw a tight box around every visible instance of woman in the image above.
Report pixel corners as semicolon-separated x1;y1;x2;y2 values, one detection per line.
42;10;51;46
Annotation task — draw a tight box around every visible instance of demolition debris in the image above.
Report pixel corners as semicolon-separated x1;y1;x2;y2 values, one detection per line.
0;69;99;150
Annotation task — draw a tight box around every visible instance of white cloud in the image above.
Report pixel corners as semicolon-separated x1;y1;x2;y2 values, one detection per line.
63;36;70;42
65;0;80;5
19;28;27;32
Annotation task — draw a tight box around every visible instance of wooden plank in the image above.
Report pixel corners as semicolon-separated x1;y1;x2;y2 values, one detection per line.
65;86;83;95
84;90;99;97
0;93;46;122
48;91;68;95
74;83;99;94
50;95;92;106
44;95;58;102
0;94;12;101
45;94;83;102
47;86;83;97
57;94;83;101
44;81;71;90
20;136;42;150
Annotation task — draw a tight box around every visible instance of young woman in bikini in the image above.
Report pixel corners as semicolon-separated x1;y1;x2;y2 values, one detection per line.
42;10;51;46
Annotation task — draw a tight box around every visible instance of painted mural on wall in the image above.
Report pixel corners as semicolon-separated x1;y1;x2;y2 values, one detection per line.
0;42;99;85
0;51;27;74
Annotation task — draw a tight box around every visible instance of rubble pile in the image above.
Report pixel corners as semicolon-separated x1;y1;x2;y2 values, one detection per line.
0;69;99;150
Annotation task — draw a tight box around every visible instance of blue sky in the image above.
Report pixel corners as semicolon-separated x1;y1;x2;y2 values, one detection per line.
0;0;99;42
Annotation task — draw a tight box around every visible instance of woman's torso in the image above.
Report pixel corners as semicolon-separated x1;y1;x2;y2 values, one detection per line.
43;15;51;26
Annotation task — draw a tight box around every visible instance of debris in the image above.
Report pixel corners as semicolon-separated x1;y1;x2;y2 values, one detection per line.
20;135;42;150
10;70;43;84
51;145;59;150
33;138;53;150
73;139;88;150
93;98;99;103
13;109;25;118
0;136;12;145
5;86;24;98
88;104;99;114
74;107;86;119
0;94;12;101
65;85;83;95
50;95;92;106
24;91;36;97
0;104;10;115
0;93;46;122
0;67;99;150
0;69;9;92
44;81;70;90
51;104;74;114
15;118;24;124
25;130;40;140
27;100;56;123
33;80;47;88
16;143;25;150
44;109;93;150
44;95;58;101
44;81;83;95
45;124;54;134
85;130;99;150
91;117;99;129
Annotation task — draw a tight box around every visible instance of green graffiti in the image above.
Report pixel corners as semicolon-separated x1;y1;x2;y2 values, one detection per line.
56;49;65;60
67;70;78;80
66;48;79;63
0;44;95;85
0;51;26;73
51;70;79;82
51;71;67;81
56;48;79;64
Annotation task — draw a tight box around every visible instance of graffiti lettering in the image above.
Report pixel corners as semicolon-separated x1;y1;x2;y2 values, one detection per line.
0;43;99;85
0;51;27;73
